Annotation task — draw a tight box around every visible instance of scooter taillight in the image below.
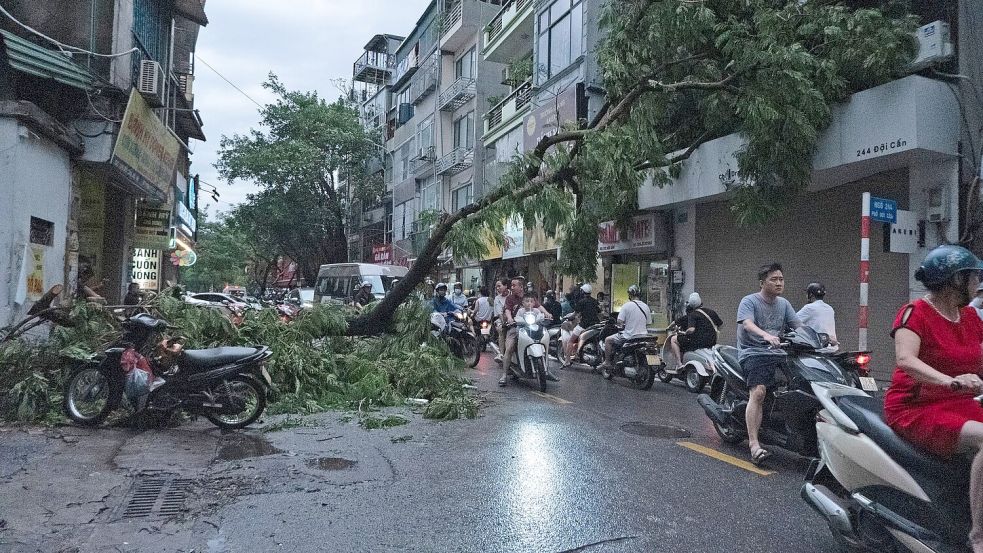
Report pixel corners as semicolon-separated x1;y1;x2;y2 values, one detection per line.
855;353;871;376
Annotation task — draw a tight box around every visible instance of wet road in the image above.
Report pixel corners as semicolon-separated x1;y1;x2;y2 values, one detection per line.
0;352;835;552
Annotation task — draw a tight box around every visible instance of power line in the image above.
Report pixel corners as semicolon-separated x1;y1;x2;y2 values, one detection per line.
0;4;139;58
195;54;264;109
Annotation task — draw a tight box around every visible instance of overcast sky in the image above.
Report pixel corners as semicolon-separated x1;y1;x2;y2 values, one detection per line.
191;0;431;217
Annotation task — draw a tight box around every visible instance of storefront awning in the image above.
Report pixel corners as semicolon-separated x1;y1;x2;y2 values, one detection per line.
174;0;209;26
1;31;94;91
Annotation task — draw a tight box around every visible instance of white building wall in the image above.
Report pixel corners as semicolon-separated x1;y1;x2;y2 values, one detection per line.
0;118;72;326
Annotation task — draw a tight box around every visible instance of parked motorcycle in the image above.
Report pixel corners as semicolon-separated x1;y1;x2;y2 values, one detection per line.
431;311;480;368
506;311;553;392
803;381;979;552
600;328;660;390
63;313;273;430
696;326;853;457
656;323;718;393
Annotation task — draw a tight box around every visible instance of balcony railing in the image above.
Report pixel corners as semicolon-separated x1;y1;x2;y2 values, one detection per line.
411;53;439;104
411;146;436;177
484;0;531;44
483;79;532;136
438;77;476;112
353;50;392;84
436;147;474;176
392;50;419;88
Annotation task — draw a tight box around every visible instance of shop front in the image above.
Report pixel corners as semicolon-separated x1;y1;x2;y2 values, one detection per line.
598;212;672;327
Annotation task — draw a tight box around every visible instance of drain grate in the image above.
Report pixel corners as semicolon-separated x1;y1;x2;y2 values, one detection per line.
620;422;692;439
121;478;194;520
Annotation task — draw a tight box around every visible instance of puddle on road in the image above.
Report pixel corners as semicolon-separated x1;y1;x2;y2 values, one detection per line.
306;457;357;470
215;434;282;461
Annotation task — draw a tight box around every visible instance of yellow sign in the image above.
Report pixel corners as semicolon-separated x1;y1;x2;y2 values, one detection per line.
611;264;639;313
111;90;180;198
481;229;502;261
26;246;44;301
523;221;561;255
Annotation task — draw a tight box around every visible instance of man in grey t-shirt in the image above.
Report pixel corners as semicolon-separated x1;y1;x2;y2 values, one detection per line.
736;262;801;465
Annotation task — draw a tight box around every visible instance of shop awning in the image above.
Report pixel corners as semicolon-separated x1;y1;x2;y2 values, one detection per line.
1;31;94;91
174;0;209;26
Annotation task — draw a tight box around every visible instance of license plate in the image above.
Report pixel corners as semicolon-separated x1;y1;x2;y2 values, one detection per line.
260;366;273;386
646;355;661;366
480;327;490;335
858;376;878;392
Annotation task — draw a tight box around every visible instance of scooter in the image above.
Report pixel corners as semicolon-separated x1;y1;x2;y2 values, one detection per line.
430;311;480;368
656;323;717;393
696;326;854;458
565;313;616;370
599;326;661;390
803;381;980;553
507;311;553;392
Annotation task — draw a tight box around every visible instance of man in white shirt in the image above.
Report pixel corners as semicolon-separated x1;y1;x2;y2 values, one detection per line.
473;286;493;323
599;285;652;371
797;282;838;348
493;279;509;361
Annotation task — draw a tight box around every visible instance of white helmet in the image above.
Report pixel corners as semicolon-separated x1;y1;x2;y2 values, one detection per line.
580;283;592;294
360;281;373;289
687;292;702;309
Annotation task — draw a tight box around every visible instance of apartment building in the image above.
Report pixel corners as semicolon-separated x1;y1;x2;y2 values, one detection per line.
0;0;208;325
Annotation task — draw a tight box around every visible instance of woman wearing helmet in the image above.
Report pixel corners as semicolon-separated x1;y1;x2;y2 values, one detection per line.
886;245;983;551
431;282;460;314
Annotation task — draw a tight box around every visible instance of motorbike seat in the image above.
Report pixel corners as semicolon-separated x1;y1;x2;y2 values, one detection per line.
625;335;658;343
183;347;262;370
716;346;742;373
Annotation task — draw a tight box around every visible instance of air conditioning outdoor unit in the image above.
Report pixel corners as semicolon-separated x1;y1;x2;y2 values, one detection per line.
177;73;194;103
910;21;954;71
138;60;164;107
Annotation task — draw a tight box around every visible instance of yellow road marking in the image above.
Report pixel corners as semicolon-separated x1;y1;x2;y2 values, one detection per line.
677;441;775;476
531;391;572;405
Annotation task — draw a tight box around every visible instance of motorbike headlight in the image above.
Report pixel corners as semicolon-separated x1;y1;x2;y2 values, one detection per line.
453;312;465;320
524;313;537;325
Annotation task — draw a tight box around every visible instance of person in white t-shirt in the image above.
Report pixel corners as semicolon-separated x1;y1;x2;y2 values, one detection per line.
599;285;652;371
797;282;839;349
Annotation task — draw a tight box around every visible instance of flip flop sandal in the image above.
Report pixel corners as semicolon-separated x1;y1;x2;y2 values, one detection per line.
751;448;773;466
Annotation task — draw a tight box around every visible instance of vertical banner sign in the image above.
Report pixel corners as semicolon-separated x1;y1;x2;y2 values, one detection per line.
859;193;871;350
26;245;45;301
132;249;160;291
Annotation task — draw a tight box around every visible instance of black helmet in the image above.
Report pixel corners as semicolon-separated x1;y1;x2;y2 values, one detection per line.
805;282;826;298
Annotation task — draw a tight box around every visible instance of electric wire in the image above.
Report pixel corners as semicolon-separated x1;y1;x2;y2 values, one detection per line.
0;4;139;58
194;54;264;109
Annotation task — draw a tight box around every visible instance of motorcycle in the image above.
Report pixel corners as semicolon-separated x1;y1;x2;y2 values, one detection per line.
565;313;616;370
803;381;980;553
696;326;853;458
507;311;553;392
656;323;718;393
831;350;878;392
63;313;273;430
600;326;661;390
430;311;480;368
476;318;500;355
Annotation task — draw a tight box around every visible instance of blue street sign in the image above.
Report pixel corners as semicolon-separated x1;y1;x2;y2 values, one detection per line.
869;196;897;224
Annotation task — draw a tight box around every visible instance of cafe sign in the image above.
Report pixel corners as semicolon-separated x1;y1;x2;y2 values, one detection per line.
112;90;180;199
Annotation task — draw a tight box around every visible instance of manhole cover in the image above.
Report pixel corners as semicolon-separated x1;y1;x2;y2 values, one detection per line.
620;422;691;439
120;478;193;520
216;434;282;461
307;457;356;471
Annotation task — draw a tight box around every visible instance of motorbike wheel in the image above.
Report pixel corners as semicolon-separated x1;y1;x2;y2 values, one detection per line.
656;366;674;384
461;334;481;368
63;364;121;426
532;357;547;392
631;359;656;391
685;368;708;394
204;375;267;430
581;343;600;370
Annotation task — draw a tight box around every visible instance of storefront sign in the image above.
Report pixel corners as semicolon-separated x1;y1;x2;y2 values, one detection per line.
372;244;393;264
481;229;503;261
175;199;197;236
523;221;561;255
502;217;525;259
523;84;584;152
131;249;160;291
111;90;180;199
597;214;661;253
26;246;45;301
134;206;171;250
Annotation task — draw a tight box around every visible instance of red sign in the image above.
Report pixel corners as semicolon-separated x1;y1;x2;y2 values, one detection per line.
372;244;393;264
597;214;660;253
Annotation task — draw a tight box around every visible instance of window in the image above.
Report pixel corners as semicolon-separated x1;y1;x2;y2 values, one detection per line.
536;0;583;82
419;177;438;212
453;111;475;150
417;116;434;157
455;47;475;80
452;182;473;212
398;138;415;181
30;217;54;246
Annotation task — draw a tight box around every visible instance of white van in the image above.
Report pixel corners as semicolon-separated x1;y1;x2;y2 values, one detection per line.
313;263;409;305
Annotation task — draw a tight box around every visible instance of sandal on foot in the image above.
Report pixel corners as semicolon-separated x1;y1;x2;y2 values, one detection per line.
750;447;772;466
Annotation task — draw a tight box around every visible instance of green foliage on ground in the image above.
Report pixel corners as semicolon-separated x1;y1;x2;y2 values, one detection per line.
0;296;478;424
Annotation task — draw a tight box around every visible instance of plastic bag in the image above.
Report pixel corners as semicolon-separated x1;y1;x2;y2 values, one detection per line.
121;348;154;408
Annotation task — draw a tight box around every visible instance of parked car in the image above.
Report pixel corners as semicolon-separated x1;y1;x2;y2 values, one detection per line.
285;287;316;309
313;263;409;306
187;293;250;309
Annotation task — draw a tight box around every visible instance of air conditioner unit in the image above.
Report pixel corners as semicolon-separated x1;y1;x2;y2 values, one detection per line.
177;73;194;103
138;60;164;107
910;21;954;71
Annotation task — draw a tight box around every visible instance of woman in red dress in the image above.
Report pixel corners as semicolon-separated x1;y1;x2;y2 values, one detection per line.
886;245;983;552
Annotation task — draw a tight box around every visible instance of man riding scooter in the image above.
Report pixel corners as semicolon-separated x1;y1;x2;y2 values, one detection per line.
598;285;651;373
668;292;723;365
500;276;556;386
562;284;601;367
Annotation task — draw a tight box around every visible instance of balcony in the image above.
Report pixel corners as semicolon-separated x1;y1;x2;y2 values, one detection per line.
392;50;419;89
440;1;479;53
483;79;531;141
438;77;476;112
411;53;439;104
353;50;392;84
412;146;436;177
482;0;533;63
436;147;475;176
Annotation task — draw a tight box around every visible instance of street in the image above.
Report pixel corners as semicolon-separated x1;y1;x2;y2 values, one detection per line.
0;353;833;553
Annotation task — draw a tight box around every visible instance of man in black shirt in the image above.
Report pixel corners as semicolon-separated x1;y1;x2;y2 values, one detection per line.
542;290;563;322
563;284;601;365
669;292;723;363
353;282;376;310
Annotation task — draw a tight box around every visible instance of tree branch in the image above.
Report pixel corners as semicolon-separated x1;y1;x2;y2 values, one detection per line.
632;129;713;172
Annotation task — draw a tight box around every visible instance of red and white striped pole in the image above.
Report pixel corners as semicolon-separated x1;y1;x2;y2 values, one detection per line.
859;192;871;351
